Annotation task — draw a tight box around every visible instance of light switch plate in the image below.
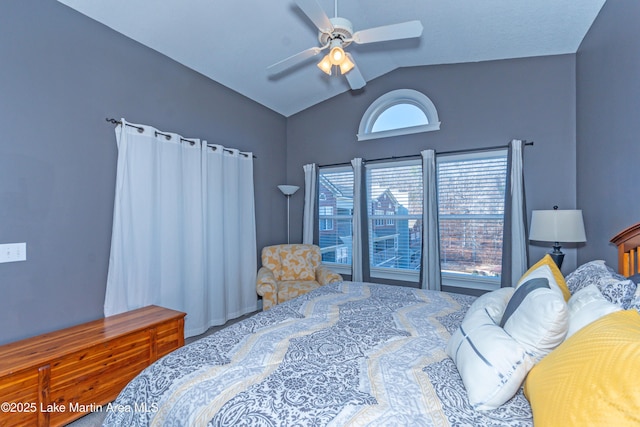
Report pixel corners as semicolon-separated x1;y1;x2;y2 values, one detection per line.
0;243;27;263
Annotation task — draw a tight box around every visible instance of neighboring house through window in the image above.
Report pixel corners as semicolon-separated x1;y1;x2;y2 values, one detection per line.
319;206;334;231
367;161;423;282
317;153;508;289
318;167;354;272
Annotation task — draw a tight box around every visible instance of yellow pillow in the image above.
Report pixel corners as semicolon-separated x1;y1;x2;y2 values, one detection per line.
524;310;640;427
519;254;570;301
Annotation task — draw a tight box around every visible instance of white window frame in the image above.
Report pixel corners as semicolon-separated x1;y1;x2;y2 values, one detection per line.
366;159;422;282
318;165;353;276
437;149;508;292
357;89;441;141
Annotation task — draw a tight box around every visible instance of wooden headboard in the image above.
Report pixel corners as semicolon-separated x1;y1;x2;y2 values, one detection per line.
611;222;640;276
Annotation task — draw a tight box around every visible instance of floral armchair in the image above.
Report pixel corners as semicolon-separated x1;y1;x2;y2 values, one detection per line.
256;244;343;310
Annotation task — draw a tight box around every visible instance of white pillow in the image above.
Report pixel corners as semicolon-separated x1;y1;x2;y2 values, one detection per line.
566;284;621;338
502;278;569;362
446;288;531;410
516;264;565;298
465;286;515;322
447;283;570;410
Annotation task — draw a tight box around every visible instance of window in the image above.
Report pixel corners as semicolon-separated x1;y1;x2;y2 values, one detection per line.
437;150;508;290
386;211;395;225
372;104;428;133
319;206;334;231
318;167;354;271
357;89;440;141
366;160;423;281
374;209;385;226
316;150;508;290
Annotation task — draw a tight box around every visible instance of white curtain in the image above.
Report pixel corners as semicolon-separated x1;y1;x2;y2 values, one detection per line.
420;149;442;291
302;163;317;245
351;158;364;282
105;119;257;338
501;139;529;287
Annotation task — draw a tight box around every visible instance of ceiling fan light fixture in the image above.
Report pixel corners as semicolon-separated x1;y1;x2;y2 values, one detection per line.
269;0;424;91
339;54;354;74
328;40;345;65
317;55;333;75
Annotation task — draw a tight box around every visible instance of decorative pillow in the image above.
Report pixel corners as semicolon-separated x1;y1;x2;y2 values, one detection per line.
446;289;531;411
466;286;515;323
500;278;550;327
566;284;621;338
628;287;640;313
599;276;636;308
628;274;640;285
502;278;569;362
524;310;640;427
517;255;570;301
565;260;636;308
564;259;609;294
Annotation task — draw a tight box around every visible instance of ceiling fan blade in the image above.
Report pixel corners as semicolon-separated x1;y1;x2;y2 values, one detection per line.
267;47;323;75
295;0;334;33
352;20;423;44
344;54;366;90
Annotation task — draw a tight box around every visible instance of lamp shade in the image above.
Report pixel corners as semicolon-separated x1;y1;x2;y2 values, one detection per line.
339;53;355;74
317;55;332;75
529;209;587;243
278;185;299;196
328;40;345;65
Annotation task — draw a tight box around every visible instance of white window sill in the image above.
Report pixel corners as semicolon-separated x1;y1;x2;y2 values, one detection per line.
370;267;419;282
441;273;501;291
322;263;352;276
323;264;502;292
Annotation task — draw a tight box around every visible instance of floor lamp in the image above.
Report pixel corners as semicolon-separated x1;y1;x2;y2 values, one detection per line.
278;185;299;244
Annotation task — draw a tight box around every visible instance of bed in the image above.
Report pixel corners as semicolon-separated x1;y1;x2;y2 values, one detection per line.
611;221;640;277
103;225;640;427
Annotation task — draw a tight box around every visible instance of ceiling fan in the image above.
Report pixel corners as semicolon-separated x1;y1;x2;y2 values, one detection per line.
268;0;424;90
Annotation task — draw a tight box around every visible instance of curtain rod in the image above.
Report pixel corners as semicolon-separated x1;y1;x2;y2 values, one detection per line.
318;140;534;168
105;118;257;159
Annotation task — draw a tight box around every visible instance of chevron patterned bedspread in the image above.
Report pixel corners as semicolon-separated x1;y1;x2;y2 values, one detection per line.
103;282;533;426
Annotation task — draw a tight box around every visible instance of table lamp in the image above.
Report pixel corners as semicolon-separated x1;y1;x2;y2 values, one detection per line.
529;206;586;269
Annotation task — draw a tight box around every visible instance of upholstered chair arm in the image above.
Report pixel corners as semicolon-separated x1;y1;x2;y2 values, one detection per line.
257;267;278;310
316;265;343;286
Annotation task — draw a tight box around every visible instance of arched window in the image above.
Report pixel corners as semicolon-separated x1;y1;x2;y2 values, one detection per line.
357;89;440;141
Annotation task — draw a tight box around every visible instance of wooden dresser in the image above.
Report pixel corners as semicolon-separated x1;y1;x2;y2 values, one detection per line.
0;305;185;427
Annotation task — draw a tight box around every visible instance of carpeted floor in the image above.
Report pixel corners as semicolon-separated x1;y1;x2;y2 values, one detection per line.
64;311;257;426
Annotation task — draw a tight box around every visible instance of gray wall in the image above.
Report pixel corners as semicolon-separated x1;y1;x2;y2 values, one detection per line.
4;0;625;345
576;0;640;269
0;0;287;345
286;55;579;280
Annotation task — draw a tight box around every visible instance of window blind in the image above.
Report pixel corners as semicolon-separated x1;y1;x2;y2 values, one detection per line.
437;151;507;278
366;161;423;275
318;167;354;265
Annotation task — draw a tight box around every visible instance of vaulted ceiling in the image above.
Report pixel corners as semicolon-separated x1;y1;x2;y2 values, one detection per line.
57;0;606;117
